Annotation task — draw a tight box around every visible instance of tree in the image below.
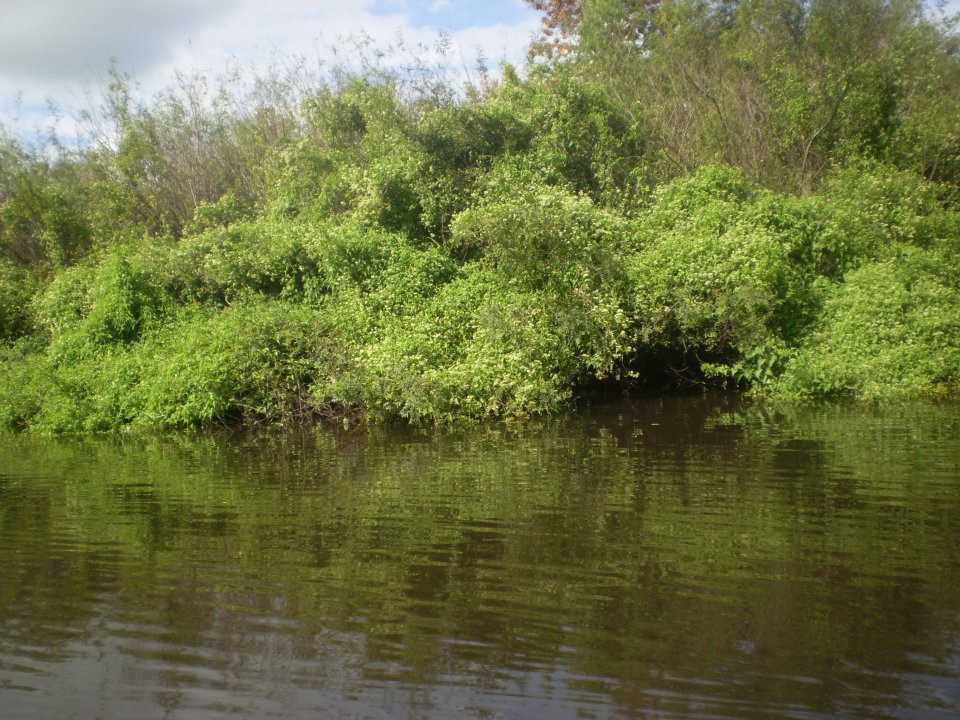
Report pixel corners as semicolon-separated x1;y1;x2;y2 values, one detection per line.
526;0;960;191
526;0;583;57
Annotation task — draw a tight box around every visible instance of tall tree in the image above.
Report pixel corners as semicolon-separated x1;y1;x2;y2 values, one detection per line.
526;0;960;190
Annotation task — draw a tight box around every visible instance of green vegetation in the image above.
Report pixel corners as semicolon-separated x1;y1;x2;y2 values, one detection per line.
2;1;960;431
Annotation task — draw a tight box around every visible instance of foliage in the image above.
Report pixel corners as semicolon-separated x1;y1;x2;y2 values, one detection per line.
0;260;36;340
0;300;337;433
568;0;960;190
485;68;648;209
324;266;575;423
1;11;960;431
0;339;47;429
627;166;817;380
131;301;335;429
157;220;317;305
0;139;94;267
809;160;949;273
770;247;960;400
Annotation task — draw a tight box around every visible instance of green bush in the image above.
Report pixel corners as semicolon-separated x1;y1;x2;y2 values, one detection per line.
0;163;94;267
159;219;316;304
811;162;946;275
1;300;340;433
0;260;37;340
266;140;356;221
452;182;634;374
410;102;523;239
132;300;336;428
452;181;628;290
770;247;960;400
0;340;48;429
323;266;576;424
486;66;648;209
33;253;168;364
626;167;814;383
182;192;254;236
320;181;638;425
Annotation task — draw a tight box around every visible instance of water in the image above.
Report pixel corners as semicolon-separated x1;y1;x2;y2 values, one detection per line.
1;394;959;719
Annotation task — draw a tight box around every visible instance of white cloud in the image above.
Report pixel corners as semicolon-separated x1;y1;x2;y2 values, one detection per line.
0;0;239;83
157;0;535;76
0;0;538;143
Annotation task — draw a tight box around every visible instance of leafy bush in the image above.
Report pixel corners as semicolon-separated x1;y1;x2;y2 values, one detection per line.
321;182;638;425
626;167;815;382
323;266;576;424
182;192;253;236
158;219;316;304
0;260;36;340
810;162;946;275
0;155;94;267
0;340;48;429
34;253;168;363
486;66;648;209
452;181;628;290
132;300;336;428
453;181;634;374
770;247;960;400
0;300;338;433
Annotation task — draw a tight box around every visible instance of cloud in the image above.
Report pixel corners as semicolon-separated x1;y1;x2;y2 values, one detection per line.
146;0;537;95
0;0;538;143
0;0;239;83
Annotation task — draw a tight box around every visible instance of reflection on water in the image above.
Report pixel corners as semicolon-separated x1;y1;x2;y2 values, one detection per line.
1;394;959;719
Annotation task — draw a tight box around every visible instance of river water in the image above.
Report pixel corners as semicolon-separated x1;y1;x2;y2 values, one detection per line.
1;394;958;719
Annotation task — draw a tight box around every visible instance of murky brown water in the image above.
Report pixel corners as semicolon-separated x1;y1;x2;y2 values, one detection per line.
1;394;959;719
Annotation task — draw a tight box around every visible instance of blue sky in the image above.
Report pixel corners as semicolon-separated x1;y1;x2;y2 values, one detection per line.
370;0;536;30
0;0;540;144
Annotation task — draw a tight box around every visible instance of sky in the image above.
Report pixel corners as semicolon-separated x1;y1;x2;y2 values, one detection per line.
0;0;540;145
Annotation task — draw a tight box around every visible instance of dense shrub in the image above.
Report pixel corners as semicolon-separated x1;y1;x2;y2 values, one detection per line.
0;340;48;429
770;248;960;400
626;167;817;384
1;36;960;432
132;301;336;428
0;260;36;340
452;182;634;374
0;300;337;432
810;162;947;275
318;183;638;425
32;253;168;364
0;156;94;267
486;67;648;209
323;266;577;423
159;220;316;304
453;181;627;289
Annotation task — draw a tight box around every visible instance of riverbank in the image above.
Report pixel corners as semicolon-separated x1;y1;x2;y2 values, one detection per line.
2;151;959;433
3;4;960;433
